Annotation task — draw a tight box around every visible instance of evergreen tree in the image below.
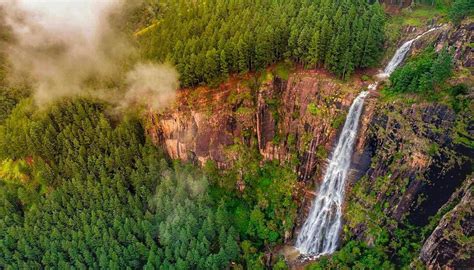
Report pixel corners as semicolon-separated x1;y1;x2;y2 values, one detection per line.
137;0;385;85
308;31;321;67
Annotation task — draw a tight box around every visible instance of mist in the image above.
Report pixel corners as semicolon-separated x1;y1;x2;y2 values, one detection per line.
0;0;177;110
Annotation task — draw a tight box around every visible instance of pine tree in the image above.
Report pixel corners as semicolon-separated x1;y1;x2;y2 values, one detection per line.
296;25;312;64
204;49;219;83
224;233;239;261
219;50;228;76
318;16;332;65
308;30;320;67
237;38;248;73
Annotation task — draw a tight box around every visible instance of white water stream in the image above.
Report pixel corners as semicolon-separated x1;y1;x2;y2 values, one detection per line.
295;28;439;256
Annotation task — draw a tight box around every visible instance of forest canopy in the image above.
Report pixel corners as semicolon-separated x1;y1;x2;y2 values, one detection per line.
138;0;385;86
0;96;297;269
0;98;241;269
0;0;471;269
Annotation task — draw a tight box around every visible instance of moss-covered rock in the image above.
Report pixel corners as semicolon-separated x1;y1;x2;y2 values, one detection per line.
419;176;473;269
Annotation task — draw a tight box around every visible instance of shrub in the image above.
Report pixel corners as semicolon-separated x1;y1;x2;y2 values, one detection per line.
448;0;474;24
389;47;453;94
307;103;321;116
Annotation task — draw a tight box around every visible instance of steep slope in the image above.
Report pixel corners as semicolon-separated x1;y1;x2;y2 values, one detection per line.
347;100;472;229
419;176;473;268
147;19;473;268
148;70;364;183
344;21;473;268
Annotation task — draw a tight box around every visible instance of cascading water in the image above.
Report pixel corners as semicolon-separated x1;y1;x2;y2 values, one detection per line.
295;27;439;256
383;27;439;76
295;91;368;255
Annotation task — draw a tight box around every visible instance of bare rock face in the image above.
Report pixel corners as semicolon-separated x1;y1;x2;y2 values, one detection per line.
354;103;454;218
257;71;361;182
345;21;474;236
148;71;363;184
147;83;255;168
347;101;473;239
419;177;473;269
341;20;474;268
410;21;474;70
434;22;474;69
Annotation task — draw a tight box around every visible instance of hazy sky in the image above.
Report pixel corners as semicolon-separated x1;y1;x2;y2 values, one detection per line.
15;0;117;41
2;0;178;110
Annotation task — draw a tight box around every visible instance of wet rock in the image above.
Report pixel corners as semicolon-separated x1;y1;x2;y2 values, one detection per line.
419;177;473;269
349;100;472;235
411;22;473;70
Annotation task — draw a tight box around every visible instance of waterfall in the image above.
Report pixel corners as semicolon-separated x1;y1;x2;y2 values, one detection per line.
295;91;368;255
295;27;439;256
383;27;439;76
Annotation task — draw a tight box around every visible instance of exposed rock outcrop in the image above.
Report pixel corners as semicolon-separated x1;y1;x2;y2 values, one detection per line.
340;19;474;269
145;19;473;269
419;177;473;269
345;20;473;240
409;22;473;70
348;101;472;229
148;70;364;184
432;22;473;69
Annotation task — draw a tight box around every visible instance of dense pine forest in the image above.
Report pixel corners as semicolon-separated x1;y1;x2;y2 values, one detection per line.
0;0;473;269
0;96;296;268
138;0;385;85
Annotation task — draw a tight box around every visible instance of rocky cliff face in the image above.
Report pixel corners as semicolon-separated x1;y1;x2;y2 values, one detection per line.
344;21;473;267
148;70;364;185
147;20;473;268
348;101;472;223
419;177;473;269
409;22;473;70
440;22;473;69
343;97;473;269
147;20;472;178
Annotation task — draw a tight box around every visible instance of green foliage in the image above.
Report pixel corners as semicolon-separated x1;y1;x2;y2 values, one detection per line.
210;143;297;254
274;62;293;81
0;97;298;268
448;0;474;24
391;225;424;266
331;113;347;129
0;159;31;184
427;143;440;156
316;145;328;160
0;91;17;124
388;47;453;94
239;161;297;247
342;168;431;268
307;103;321;116
452;110;474;148
0;98;239;269
0;98;148;185
337;204;426;269
0;87;28;124
273;256;289;270
266;97;281;124
447;84;471;112
306;240;394;270
384;3;448;61
240;240;265;269
139;0;385;85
